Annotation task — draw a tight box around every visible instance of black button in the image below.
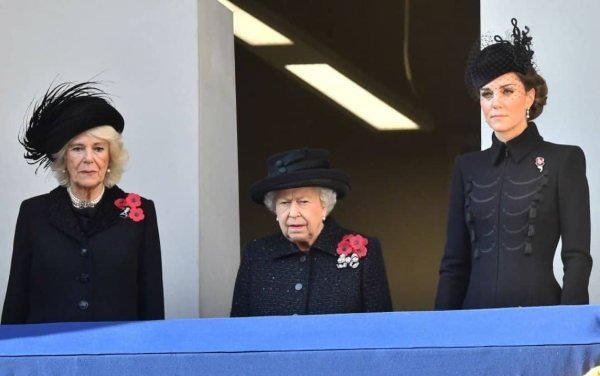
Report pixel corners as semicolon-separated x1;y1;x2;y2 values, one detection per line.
299;255;307;263
80;248;88;257
79;273;90;283
78;300;89;310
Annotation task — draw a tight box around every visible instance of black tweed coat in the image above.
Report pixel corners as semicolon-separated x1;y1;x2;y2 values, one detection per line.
435;123;592;309
2;185;164;324
231;217;392;316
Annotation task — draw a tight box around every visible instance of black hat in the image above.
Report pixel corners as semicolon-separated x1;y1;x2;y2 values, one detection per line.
19;81;124;171
466;18;535;90
249;148;351;205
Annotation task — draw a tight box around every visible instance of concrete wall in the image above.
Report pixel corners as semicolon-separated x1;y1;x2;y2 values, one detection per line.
481;1;600;302
0;0;239;318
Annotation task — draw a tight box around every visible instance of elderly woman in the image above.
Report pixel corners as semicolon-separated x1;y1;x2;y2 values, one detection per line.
1;82;164;324
435;19;592;310
231;148;392;316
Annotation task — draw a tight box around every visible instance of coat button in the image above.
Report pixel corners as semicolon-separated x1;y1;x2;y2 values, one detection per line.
299;255;307;263
78;300;89;310
294;283;303;291
80;248;88;257
79;273;90;283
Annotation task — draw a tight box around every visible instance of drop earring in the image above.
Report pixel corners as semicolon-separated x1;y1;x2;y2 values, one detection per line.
526;107;530;119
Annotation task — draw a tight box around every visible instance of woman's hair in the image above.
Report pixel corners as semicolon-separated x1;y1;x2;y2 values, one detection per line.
516;68;548;120
264;187;338;215
50;125;129;188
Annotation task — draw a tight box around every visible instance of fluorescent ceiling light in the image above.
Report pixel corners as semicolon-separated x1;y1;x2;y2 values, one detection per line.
218;0;293;46
286;64;419;130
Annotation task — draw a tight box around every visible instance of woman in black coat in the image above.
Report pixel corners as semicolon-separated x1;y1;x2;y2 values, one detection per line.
231;148;392;316
435;19;592;310
1;82;164;324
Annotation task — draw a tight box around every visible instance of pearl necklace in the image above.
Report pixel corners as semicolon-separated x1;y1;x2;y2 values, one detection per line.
67;186;105;209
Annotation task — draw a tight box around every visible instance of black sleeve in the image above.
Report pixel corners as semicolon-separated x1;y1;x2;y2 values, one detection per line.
558;146;592;304
435;157;471;310
1;202;32;324
138;199;165;319
361;237;393;312
230;242;253;317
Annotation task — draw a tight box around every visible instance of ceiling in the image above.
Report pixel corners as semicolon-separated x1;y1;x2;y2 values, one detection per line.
230;0;481;138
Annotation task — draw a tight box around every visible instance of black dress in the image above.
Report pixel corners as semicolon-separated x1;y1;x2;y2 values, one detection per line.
435;123;592;309
231;217;392;316
1;186;164;324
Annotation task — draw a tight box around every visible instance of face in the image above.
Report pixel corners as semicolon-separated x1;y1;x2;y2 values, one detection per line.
479;72;535;142
274;187;327;251
65;132;110;198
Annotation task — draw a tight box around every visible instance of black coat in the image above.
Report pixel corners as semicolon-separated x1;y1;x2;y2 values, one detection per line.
231;218;392;316
1;186;165;324
435;123;592;309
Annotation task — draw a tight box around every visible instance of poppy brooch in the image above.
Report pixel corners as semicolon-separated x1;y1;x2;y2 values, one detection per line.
336;234;368;269
114;193;145;222
535;156;545;173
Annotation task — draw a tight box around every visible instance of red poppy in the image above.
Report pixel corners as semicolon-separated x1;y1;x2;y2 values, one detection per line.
347;234;368;257
336;239;353;256
129;207;145;222
125;193;142;208
336;234;368;258
114;198;127;209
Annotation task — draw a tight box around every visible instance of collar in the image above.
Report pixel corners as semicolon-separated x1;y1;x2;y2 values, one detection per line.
272;217;344;259
47;185;126;241
490;122;544;165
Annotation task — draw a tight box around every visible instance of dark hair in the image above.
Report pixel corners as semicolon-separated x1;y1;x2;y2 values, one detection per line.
516;68;548;120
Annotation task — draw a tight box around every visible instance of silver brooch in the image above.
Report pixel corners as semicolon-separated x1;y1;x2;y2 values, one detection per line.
336;253;360;269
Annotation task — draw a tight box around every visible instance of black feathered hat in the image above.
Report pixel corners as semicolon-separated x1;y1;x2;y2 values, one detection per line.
466;18;535;91
19;81;124;171
249;148;351;205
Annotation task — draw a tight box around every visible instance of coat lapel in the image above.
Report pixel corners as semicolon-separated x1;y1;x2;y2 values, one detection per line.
46;185;126;241
47;187;86;242
86;186;126;237
311;217;345;257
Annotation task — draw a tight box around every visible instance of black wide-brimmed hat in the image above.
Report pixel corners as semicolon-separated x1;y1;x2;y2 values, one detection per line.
19;81;124;171
466;18;535;91
249;148;351;205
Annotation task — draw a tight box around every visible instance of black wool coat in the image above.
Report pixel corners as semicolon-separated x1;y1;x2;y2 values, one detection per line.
435;123;592;309
1;186;165;324
230;217;392;316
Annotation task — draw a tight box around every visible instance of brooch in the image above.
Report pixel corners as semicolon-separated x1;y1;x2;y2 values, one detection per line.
114;193;145;222
336;234;368;269
535;156;545;172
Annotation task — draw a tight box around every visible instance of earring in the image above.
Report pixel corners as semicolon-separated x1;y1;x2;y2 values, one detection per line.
61;169;66;173
526;107;530;119
322;216;326;222
107;168;111;173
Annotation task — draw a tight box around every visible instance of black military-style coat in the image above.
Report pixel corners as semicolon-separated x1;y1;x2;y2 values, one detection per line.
1;185;165;324
435;123;592;309
230;217;392;316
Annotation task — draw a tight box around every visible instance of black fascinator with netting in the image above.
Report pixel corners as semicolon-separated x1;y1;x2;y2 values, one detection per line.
466;18;536;92
19;81;124;171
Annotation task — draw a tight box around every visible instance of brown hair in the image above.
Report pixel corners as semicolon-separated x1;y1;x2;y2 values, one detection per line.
516;68;548;120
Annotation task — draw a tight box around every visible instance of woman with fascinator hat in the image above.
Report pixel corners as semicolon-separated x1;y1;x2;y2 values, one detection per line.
1;82;164;324
230;148;392;316
435;19;592;310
